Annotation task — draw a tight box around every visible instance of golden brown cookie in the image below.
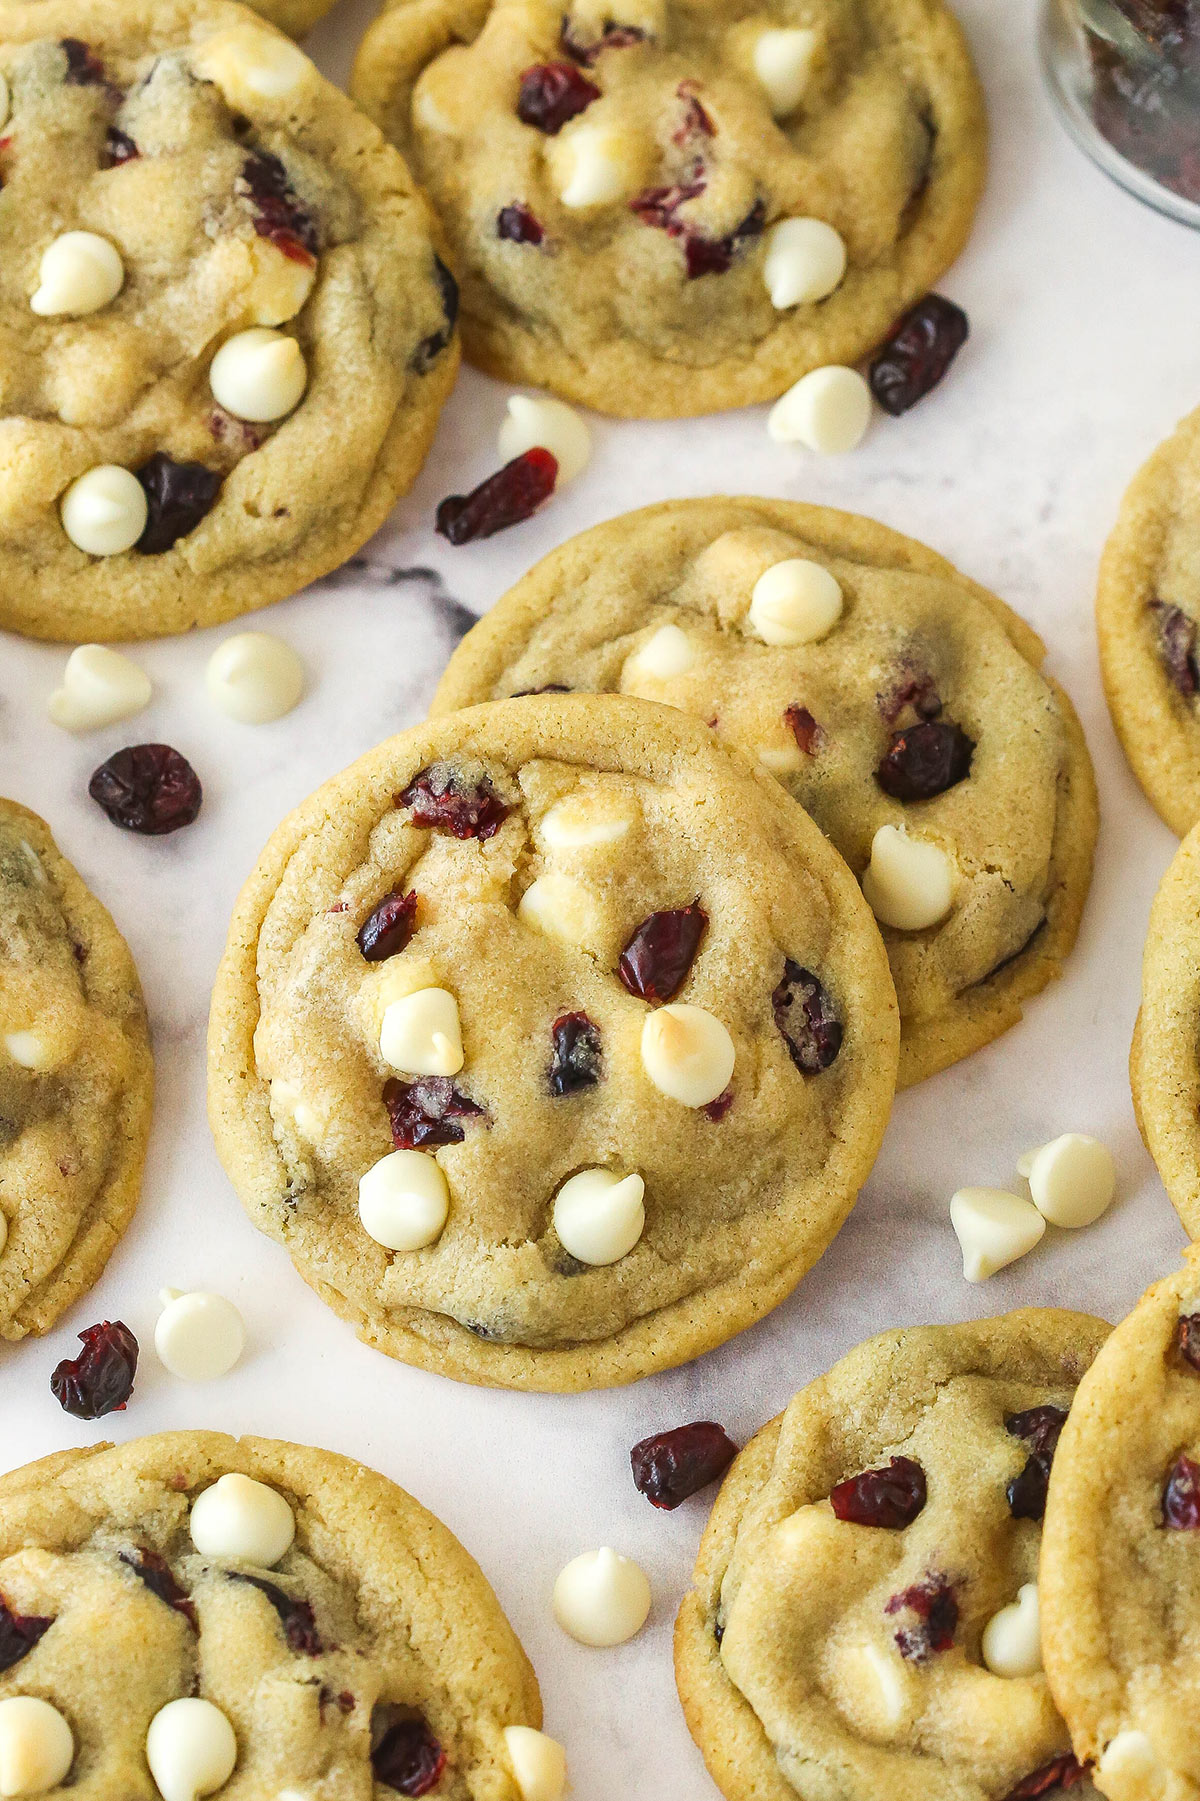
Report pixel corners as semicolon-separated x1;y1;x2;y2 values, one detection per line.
1131;821;1200;1238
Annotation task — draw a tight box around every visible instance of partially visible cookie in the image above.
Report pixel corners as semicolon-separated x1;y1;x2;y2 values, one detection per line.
1130;822;1200;1238
250;0;338;34
675;1310;1110;1801
0;800;151;1341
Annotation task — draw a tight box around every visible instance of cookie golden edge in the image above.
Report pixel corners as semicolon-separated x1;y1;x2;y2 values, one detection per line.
1;799;153;1341
430;497;1099;1091
206;694;901;1392
1130;822;1200;1237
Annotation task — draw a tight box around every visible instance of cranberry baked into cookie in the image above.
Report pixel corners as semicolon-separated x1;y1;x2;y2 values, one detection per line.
433;499;1098;1087
0;1431;561;1799
1130;822;1200;1237
350;0;985;415
0;800;151;1342
208;695;899;1390
0;0;458;642
675;1311;1110;1801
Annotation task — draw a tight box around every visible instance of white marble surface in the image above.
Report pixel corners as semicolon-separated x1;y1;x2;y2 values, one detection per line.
4;1;1200;1794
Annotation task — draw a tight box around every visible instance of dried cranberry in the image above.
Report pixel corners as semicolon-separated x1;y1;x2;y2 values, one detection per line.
630;172;706;232
829;1456;926;1528
436;449;558;545
240;151;319;262
1162;1452;1200;1528
703;1086;733;1121
1003;1754;1088;1799
135;453;221;554
630;1422;738;1508
357;888;418;961
61;37;107;84
102;127;139;166
411;257;459;375
398;764;510;839
88;744;202;835
1150;600;1200;696
512;683;571;696
549;1011;603;1095
231;1573;323;1654
1006;1454;1053;1520
497;203;545;245
885;1573;959;1661
371;1709;447;1795
384;1077;487;1150
1178;1314;1200;1369
684;199;766;278
784;705;826;756
772;962;843;1074
869;295;969;416
876;720;975;801
618;903;707;1002
516;62;600;133
0;1597;52;1673
50;1320;138;1419
1006;1405;1068;1455
561;19;646;62
877;666;941;726
120;1549;197;1631
673;83;716;143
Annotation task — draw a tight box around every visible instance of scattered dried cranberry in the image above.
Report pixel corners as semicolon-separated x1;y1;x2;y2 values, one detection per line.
371;1709;447;1796
618;903;707;1002
869;295;969;416
0;1597;52;1673
885;1573;959;1662
240;151;319;262
497;203;545;245
61;36;107;84
398;764;510;839
384;1077;487;1151
1007;1455;1054;1521
516;62;600;133
411;257;459;374
436;449;558;544
877;666;941;726
631;1422;738;1508
684;199;766;279
102;127;139;166
630;172;706;232
357;888;418;961
50;1320;138;1419
1178;1314;1200;1369
561;18;646;62
231;1573;323;1654
1005;1406;1068;1518
549;1011;603;1095
772;962;843;1074
1151;600;1200;697
1002;1754;1088;1799
673;83;716;143
135;453;221;554
784;704;826;756
703;1086;734;1122
1007;1404;1068;1455
88;744;202;835
1163;1452;1200;1528
829;1456;926;1528
876;720;975;801
120;1548;197;1631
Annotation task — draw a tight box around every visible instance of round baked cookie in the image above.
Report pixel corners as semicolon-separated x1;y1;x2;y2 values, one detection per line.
0;800;152;1342
349;0;985;416
432;498;1098;1088
0;1429;547;1796
0;0;458;642
675;1309;1111;1801
249;0;339;36
1041;1250;1200;1801
1130;823;1200;1238
207;694;900;1391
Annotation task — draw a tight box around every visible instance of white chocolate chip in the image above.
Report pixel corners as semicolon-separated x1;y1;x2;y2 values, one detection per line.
1022;1133;1116;1229
358;1149;450;1252
379;988;464;1077
30;231;124;318
553;1546;652;1646
503;1726;568;1801
950;1187;1046;1283
641;1004;734;1108
981;1583;1041;1678
861;825;954;931
4;1032;53;1072
205;632;304;725
553;1168;645;1265
752;25;817;115
748;558;842;645
762;218;846;309
498;396;591;487
189;1472;295;1566
0;1696;74;1797
767;366;872;454
194;22;311;106
1098;1731;1163;1786
269;1077;326;1144
48;643;151;733
60;465;147;557
209;328;307;423
145;1698;237;1801
155;1290;245;1382
548;122;645;209
620;623;696;690
843;1642;911;1729
244;237;315;327
541;790;633;849
518;871;603;951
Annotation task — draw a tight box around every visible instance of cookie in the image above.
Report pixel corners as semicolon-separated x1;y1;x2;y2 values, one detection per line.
432;498;1098;1088
1041;1250;1200;1800
349;0;985;416
1096;405;1200;836
0;0;458;643
674;1309;1110;1801
0;800;152;1342
1130;824;1200;1238
207;693;900;1391
0;1429;549;1797
251;0;338;35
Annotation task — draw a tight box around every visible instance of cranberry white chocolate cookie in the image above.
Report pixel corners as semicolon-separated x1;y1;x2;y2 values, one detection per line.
0;1431;560;1798
349;0;985;416
433;499;1098;1087
1131;823;1200;1238
675;1310;1110;1801
0;0;458;642
207;694;899;1390
0;800;151;1342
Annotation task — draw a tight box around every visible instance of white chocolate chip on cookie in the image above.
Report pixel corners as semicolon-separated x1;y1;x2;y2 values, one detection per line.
379;988;464;1077
518;871;604;951
193;22;312;107
981;1582;1041;1678
762;218;846;309
209;329;307;423
189;1472;295;1565
751;25;817;115
950;1187;1046;1282
861;825;954;931
359;1149;450;1251
553;1546;652;1645
31;231;124;317
0;1697;74;1796
541;789;634;849
621;623;696;690
553;1168;645;1265
548;121;647;209
504;1726;568;1801
60;466;147;557
641;1004;734;1108
749;559;843;645
145;1698;237;1801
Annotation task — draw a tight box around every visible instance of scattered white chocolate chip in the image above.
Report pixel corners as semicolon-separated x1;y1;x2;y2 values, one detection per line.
950;1187;1046;1283
1098;1730;1163;1786
748;558;842;646
48;643;151;733
189;1472;295;1566
1020;1133;1116;1229
518;871;603;951
155;1290;245;1382
245;237;315;327
762;218;846;309
30;231;124;318
498;396;591;487
209;328;307;423
553;1168;645;1265
861;825;954;932
767;365;872;454
0;1696;74;1797
60;465;147;557
752;25;817;116
194;22;311;106
269;1077;326;1145
620;623;696;689
541;790;633;849
641;1004;734;1108
145;1698;237;1801
844;1642;911;1729
553;1547;652;1646
358;1149;450;1252
379;988;464;1077
503;1726;568;1801
4;1032;53;1072
548;121;644;209
981;1582;1041;1678
205;632;304;725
